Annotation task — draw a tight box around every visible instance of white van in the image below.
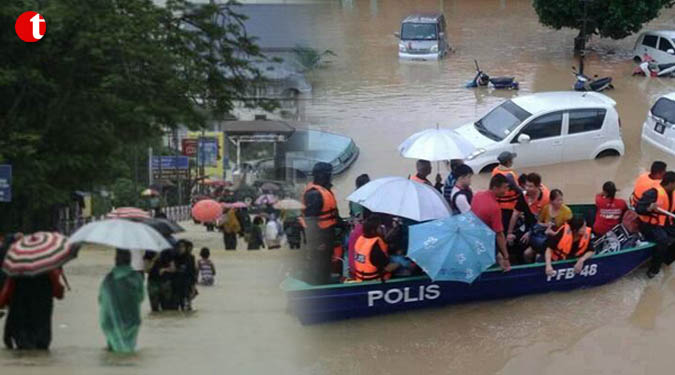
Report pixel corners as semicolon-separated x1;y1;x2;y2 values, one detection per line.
395;13;450;60
633;30;675;63
455;92;625;173
642;93;675;155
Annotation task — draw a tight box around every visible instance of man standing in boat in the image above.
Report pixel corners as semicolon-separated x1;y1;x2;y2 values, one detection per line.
302;162;343;284
491;152;523;233
630;161;667;208
635;171;675;278
471;174;512;271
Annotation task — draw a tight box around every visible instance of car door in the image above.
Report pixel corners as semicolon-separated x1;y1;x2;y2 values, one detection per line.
657;36;675;64
562;109;607;162
511;112;563;167
640;33;659;59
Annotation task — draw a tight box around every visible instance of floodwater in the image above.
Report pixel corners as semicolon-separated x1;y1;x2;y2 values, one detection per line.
297;0;675;374
4;1;675;374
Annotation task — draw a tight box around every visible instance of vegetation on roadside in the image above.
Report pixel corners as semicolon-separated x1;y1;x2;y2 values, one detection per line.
533;0;675;50
0;0;277;231
292;45;337;72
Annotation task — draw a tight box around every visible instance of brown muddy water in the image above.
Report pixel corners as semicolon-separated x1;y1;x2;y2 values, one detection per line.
4;1;675;374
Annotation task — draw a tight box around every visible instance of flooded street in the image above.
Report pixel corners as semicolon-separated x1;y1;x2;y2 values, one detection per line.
297;0;675;374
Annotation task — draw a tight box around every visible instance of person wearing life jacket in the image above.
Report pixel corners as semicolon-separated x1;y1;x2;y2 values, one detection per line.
491;151;522;232
630;161;667;207
635;171;675;278
544;216;595;277
410;159;442;193
302;162;342;285
449;164;474;215
505;173;547;264
353;215;399;281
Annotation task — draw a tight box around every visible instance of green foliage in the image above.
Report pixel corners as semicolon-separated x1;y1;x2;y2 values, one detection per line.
111;178;139;208
292;45;337;72
0;0;277;231
533;0;675;43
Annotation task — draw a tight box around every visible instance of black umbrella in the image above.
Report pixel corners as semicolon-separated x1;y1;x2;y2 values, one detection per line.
130;218;185;236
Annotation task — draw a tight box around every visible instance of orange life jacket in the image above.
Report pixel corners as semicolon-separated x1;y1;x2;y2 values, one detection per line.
492;167;519;210
302;183;338;229
410;174;432;186
631;172;661;207
354;236;390;281
638;185;672;227
551;224;592;261
526;184;550;216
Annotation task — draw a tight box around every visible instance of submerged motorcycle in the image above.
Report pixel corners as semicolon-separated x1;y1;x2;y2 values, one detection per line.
632;54;675;77
466;60;519;90
572;66;613;92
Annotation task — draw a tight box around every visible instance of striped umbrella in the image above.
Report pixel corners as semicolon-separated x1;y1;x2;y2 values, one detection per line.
107;207;151;219
2;232;79;277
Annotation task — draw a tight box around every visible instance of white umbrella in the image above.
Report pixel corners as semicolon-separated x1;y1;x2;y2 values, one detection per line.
346;177;451;222
398;127;476;161
67;219;171;252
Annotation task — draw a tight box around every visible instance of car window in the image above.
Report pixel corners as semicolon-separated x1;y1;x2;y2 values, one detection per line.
568;109;606;134
659;37;674;52
643;34;658;48
516;112;562;141
652;98;675;124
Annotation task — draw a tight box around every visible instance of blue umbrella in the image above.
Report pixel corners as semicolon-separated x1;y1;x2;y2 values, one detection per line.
407;212;496;283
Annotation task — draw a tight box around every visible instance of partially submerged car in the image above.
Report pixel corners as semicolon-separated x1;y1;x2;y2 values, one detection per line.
396;13;450;61
456;91;625;172
642;92;675;155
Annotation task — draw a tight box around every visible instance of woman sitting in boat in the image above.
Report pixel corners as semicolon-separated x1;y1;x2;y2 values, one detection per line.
353;215;401;281
544;216;595;277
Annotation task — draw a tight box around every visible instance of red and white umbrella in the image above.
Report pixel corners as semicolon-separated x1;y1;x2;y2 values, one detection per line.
107;207;151;219
2;232;79;277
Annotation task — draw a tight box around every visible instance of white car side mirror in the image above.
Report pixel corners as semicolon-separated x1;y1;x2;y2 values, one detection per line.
394;32;401;38
518;134;531;144
668;49;675;55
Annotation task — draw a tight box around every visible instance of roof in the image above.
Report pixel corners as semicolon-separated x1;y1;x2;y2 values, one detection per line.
643;30;675;37
220;120;296;136
511;91;616;115
236;4;321;49
402;13;444;24
660;92;675;101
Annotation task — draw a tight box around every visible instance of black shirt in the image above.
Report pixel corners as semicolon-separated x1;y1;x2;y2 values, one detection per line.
368;241;390;270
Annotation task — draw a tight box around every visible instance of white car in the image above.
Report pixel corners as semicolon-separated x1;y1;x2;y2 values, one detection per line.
642;92;675;155
634;30;675;63
455;91;625;173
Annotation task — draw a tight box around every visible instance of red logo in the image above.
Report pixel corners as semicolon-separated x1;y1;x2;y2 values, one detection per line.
15;11;46;42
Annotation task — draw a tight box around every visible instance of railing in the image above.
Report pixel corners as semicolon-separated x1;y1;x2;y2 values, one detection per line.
56;205;192;235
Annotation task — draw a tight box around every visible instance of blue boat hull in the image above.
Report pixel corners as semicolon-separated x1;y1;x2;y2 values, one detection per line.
282;244;653;325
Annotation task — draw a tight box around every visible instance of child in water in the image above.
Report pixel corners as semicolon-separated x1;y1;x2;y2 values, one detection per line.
198;247;216;286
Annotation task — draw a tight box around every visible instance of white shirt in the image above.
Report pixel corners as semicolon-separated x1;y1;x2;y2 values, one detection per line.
451;186;472;214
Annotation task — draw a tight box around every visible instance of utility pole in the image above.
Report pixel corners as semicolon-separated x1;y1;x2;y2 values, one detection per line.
578;0;591;75
148;146;153;187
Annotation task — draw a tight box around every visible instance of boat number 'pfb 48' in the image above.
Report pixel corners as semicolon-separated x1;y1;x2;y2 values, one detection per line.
367;285;440;307
547;264;597;282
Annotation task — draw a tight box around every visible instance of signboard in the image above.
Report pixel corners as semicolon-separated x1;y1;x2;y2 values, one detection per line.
151;156;189;180
0;165;11;202
182;138;198;157
187;131;226;179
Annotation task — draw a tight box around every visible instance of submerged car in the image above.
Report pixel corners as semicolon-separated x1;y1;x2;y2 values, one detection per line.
255;129;359;176
642;92;675;155
396;13;450;60
456;91;625;172
633;30;675;64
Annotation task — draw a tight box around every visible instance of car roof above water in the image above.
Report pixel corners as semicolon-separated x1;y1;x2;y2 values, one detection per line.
642;30;675;38
401;13;444;24
511;91;616;115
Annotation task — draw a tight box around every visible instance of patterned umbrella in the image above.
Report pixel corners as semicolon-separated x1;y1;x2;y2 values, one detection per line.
2;232;79;277
107;207;151;219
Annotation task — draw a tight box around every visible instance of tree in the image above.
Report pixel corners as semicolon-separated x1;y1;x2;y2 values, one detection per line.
0;0;277;231
291;45;337;72
533;0;675;50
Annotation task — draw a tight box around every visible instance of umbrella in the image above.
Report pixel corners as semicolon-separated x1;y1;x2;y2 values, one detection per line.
203;179;232;187
67;219;172;252
2;232;79;277
261;182;281;192
408;212;496;283
346;177;451;222
222;201;248;209
141;188;159;197
255;194;278;206
398;127;476;161
191;199;222;222
130;217;185;236
273;198;305;210
107;207;151;219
